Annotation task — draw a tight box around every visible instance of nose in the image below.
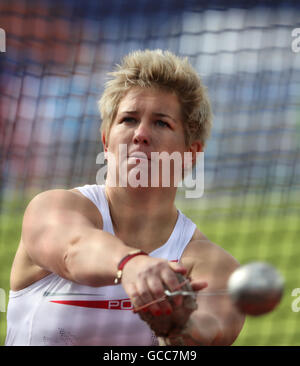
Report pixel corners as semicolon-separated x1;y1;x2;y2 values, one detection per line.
133;120;151;145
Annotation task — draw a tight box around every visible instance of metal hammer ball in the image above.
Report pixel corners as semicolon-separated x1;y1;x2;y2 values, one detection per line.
227;262;284;316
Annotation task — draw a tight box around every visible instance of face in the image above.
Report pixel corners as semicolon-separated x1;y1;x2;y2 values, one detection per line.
102;87;201;188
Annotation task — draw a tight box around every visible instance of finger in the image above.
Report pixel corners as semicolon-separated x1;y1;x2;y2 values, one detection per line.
126;282;144;310
135;280;160;315
132;294;169;313
147;276;173;315
160;268;184;307
168;261;187;275
190;280;208;292
136;276;172;316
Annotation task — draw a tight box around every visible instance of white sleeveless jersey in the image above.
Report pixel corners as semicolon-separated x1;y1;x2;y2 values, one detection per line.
5;184;196;346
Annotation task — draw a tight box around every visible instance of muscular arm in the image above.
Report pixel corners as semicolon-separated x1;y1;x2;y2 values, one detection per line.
22;189;136;287
180;240;245;346
21;188;187;308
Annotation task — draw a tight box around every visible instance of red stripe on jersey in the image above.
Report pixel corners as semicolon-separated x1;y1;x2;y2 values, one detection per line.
49;259;178;310
50;299;133;310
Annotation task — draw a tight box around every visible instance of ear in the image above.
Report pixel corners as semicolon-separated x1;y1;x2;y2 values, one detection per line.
102;132;108;152
188;140;203;165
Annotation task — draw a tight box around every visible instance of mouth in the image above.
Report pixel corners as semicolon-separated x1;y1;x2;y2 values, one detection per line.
128;152;151;161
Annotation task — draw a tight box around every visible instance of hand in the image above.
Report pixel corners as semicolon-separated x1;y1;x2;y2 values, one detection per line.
121;255;190;316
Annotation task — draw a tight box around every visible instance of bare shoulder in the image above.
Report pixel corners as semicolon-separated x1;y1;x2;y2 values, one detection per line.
181;236;240;285
24;188;102;229
10;188;102;291
190;227;209;241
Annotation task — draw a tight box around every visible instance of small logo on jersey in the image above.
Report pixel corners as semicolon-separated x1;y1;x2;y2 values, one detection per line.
50;298;133;310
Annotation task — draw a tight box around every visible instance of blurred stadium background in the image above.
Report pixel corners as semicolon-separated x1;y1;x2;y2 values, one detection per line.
0;0;300;346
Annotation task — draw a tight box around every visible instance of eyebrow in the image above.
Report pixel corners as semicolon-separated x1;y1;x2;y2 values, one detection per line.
120;110;138;115
120;111;177;123
153;112;177;123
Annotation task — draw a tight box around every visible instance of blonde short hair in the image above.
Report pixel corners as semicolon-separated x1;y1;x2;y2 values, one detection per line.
98;49;212;147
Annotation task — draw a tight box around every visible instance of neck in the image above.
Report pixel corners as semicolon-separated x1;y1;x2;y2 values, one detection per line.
104;185;178;252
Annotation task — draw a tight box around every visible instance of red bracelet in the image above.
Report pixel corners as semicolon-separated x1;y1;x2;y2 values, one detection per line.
114;249;148;285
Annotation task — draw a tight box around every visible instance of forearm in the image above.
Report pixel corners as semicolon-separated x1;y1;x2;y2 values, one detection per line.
42;225;135;287
159;312;223;346
183;312;224;346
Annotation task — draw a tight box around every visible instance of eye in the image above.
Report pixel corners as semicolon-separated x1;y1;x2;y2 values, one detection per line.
121;117;137;124
156;120;170;128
